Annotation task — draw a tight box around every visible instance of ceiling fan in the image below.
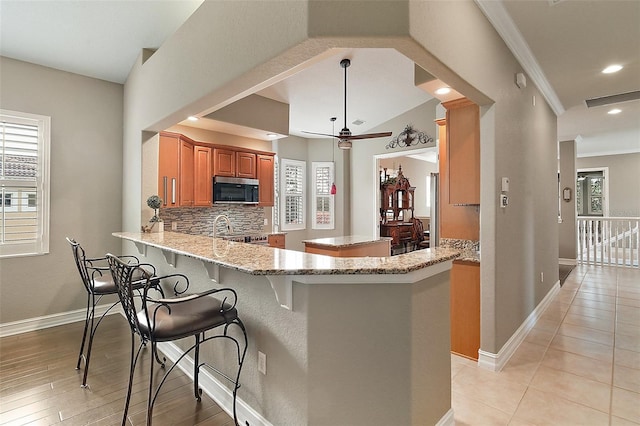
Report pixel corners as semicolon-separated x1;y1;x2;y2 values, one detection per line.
303;59;392;149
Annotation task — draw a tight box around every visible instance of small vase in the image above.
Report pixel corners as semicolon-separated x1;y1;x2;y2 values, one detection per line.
150;221;164;233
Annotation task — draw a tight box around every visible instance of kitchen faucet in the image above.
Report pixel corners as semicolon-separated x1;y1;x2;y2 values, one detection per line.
213;214;233;239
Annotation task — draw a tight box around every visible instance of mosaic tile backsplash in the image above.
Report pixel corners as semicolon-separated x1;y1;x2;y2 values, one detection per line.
159;205;265;237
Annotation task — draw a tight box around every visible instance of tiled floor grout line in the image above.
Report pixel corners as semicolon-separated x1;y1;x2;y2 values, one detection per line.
504;266;586;425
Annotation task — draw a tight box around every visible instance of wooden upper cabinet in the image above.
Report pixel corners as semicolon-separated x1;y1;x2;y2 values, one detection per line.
158;133;195;208
158;133;181;208
257;154;274;206
236;151;257;178
179;139;194;207
443;98;480;205
193;145;212;206
213;148;235;177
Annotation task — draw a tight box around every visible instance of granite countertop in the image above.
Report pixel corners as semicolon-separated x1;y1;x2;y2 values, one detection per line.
114;231;460;276
302;235;392;248
455;250;481;263
440;238;480;264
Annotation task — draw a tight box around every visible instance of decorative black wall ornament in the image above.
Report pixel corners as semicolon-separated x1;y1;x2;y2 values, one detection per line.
385;125;434;149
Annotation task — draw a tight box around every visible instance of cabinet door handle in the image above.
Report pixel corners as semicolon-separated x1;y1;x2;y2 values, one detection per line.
171;178;176;204
163;176;168;206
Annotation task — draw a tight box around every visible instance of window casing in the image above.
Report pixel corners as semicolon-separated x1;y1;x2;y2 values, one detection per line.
280;158;306;231
312;161;334;230
0;110;50;257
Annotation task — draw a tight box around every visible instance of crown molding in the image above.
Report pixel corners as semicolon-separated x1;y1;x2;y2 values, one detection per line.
475;0;565;116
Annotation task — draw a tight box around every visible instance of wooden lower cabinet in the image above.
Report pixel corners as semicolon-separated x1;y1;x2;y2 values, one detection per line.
450;260;480;360
268;234;285;249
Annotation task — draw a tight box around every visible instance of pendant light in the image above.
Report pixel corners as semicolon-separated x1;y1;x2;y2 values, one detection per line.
330;117;337;195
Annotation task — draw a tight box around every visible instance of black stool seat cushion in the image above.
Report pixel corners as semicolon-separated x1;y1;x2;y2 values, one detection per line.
92;268;151;294
137;296;238;341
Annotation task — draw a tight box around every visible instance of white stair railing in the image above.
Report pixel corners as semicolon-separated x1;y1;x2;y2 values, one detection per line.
577;217;640;268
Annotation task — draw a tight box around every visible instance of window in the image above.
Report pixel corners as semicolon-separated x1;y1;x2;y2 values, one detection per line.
312;161;334;229
0;110;50;257
280;158;306;231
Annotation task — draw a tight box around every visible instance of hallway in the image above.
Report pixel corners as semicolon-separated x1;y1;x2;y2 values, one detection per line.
452;265;640;425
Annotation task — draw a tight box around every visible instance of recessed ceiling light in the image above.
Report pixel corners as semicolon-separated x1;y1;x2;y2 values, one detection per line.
602;65;623;74
435;87;451;95
267;133;278;138
187;116;199;121
608;108;622;115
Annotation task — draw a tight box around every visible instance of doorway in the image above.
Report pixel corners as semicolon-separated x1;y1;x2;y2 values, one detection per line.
577;167;609;217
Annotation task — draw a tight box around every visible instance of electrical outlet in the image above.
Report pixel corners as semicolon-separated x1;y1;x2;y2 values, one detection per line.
258;351;267;375
171;221;177;231
540;272;544;282
264;218;268;226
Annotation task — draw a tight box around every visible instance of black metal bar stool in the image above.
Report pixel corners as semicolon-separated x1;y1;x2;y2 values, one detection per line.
66;237;161;387
106;254;248;426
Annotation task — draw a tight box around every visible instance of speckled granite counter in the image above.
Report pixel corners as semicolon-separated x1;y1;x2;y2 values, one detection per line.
113;230;455;425
440;238;480;263
302;235;392;248
113;231;460;276
302;235;393;258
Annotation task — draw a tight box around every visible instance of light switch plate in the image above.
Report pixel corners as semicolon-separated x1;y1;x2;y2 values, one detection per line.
501;177;510;192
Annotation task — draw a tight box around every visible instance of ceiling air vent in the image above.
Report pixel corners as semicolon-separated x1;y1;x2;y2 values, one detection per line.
351;119;365;126
585;91;640;108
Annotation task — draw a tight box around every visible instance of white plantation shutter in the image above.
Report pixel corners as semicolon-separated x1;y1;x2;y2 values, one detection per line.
0;110;50;257
281;159;306;231
312;162;334;229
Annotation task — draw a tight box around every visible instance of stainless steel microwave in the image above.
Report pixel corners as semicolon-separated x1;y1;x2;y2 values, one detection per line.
213;177;259;204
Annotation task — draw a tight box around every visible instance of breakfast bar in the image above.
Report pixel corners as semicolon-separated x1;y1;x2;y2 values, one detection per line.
302;235;392;257
114;231;460;426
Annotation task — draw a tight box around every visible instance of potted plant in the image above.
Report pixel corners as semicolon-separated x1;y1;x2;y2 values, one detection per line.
142;195;164;233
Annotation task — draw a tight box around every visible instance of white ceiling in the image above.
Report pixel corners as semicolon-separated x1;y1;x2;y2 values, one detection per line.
0;0;203;84
1;0;638;157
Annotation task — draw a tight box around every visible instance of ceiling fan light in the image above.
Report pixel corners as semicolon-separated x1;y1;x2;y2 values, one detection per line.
602;65;623;74
337;140;352;149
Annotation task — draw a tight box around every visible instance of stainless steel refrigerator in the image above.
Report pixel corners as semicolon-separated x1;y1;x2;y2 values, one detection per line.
429;172;439;247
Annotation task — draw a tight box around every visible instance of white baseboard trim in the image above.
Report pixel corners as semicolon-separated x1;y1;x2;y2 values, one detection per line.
158;341;272;426
478;280;561;371
435;408;454;426
0;303;119;338
559;258;577;266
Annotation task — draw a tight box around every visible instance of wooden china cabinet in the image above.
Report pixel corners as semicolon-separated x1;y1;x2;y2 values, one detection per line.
379;166;415;247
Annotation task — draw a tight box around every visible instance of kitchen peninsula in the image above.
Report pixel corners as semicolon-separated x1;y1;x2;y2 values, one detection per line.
113;231;459;426
302;235;392;257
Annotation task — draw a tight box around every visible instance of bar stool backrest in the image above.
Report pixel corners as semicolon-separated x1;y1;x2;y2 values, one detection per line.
107;254;149;340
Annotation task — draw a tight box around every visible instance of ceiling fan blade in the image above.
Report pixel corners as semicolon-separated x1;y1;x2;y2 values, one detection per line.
302;130;337;138
343;131;393;140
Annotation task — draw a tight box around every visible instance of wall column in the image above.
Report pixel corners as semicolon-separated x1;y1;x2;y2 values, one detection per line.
559;140;577;264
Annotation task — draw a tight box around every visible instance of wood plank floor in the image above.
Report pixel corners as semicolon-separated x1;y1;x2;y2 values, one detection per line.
0;314;234;426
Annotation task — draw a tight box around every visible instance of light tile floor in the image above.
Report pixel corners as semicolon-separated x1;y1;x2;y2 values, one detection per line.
451;265;640;426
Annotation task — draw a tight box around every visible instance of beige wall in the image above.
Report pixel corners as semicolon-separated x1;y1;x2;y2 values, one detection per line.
559;140;577;261
119;0;560;420
577;153;640;217
407;1;559;352
0;57;124;323
351;99;440;236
